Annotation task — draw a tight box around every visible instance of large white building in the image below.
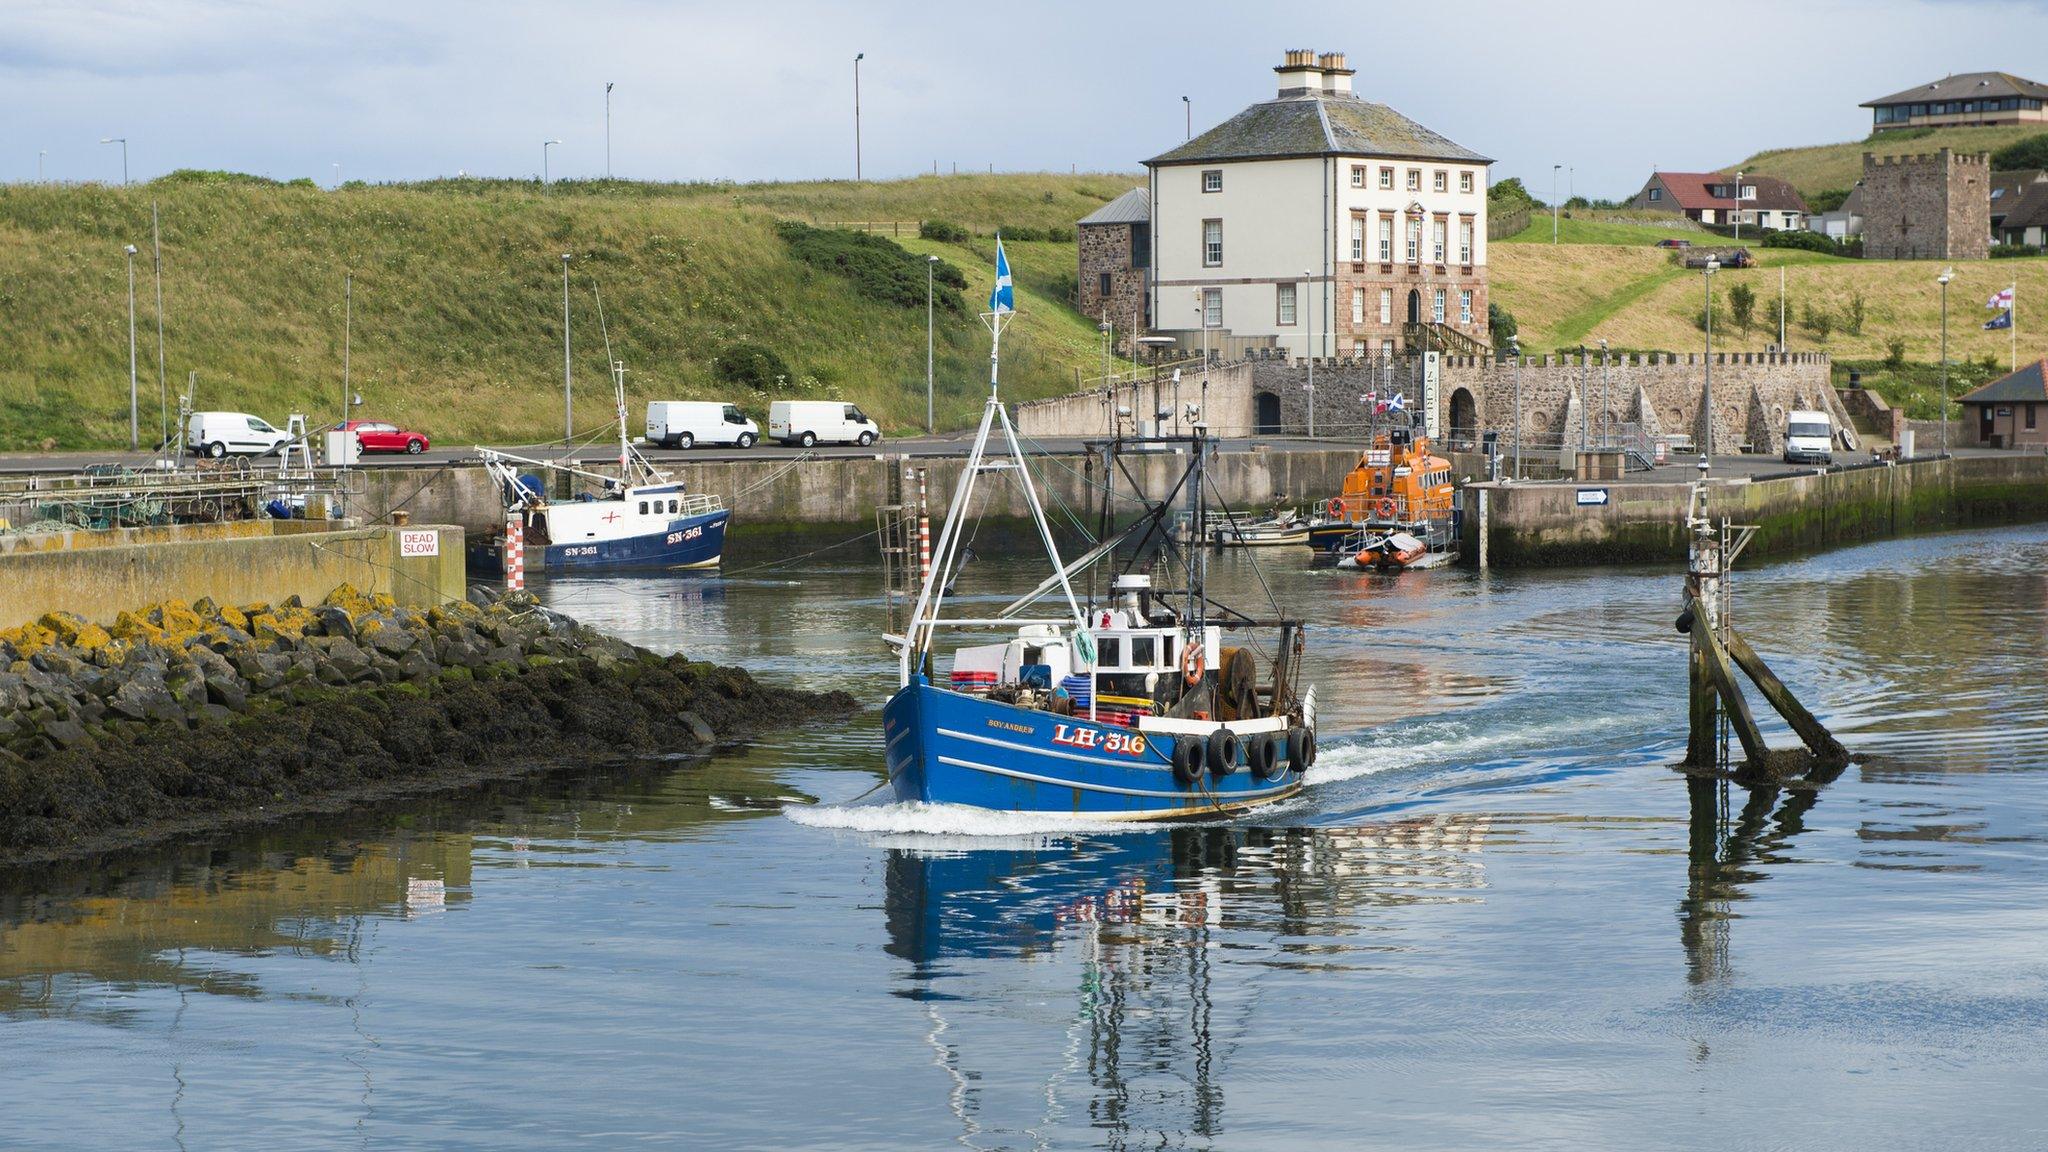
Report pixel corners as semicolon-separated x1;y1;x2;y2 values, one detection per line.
1143;50;1493;360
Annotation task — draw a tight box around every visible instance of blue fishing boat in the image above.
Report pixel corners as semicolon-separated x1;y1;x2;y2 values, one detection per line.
882;240;1317;820
468;359;729;575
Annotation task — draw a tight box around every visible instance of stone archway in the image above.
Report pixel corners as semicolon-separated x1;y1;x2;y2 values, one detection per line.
1255;391;1282;435
1448;387;1478;450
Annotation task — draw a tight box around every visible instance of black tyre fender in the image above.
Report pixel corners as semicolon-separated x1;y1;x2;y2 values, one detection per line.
1207;728;1240;777
1286;727;1307;773
1250;734;1281;779
1171;737;1202;785
1303;727;1318;768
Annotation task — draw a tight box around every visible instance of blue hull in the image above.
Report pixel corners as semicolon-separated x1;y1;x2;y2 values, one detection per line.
882;678;1301;820
469;509;728;575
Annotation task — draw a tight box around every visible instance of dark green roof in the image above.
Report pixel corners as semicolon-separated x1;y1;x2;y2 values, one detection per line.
1146;94;1490;167
1959;360;2048;404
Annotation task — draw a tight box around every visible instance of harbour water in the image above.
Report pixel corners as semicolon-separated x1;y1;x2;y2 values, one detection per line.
4;526;2047;1150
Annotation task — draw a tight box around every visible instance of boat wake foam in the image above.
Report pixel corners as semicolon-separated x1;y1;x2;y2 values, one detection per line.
1308;712;1634;786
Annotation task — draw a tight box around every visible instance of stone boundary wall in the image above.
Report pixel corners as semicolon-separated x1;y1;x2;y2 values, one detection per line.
0;523;465;629
1463;452;2048;567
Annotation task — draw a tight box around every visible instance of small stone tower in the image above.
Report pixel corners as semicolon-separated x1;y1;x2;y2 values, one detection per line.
1860;149;1991;260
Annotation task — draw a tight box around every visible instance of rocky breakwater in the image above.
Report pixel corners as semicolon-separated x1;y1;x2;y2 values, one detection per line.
0;586;857;864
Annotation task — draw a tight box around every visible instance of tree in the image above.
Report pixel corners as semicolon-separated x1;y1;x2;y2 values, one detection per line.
1728;282;1756;337
1807;188;1851;213
1488;303;1518;352
1847;290;1866;337
1992;132;2048;171
1488;177;1538;212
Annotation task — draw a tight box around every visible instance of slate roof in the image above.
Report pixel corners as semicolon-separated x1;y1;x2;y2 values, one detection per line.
1863;71;2048;107
2001;182;2048;232
1146;94;1490;167
1078;187;1150;226
1959;360;2048;404
1648;172;1808;214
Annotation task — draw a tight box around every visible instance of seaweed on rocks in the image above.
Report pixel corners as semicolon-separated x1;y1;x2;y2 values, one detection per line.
0;586;858;865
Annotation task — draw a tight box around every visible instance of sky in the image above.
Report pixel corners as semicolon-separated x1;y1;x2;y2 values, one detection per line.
6;0;2047;198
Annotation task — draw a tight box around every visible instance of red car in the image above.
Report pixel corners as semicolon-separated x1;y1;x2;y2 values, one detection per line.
344;419;431;454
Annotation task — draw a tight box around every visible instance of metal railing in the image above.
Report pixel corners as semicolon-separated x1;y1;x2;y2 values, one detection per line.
0;462;349;533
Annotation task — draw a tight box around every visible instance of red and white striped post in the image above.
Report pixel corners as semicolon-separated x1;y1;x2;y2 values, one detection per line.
504;512;525;591
916;468;930;590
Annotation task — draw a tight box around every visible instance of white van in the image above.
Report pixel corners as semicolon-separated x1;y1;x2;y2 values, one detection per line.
187;411;292;458
646;401;759;449
1783;409;1834;465
769;400;881;448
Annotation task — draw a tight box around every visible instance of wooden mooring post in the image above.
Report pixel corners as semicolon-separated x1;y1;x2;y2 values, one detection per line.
1680;481;1848;778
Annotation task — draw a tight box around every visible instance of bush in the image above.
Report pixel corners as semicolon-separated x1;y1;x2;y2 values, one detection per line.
1991;243;2041;259
1489;177;1538;212
1761;229;1843;255
1992;133;2048;171
1729;283;1756;335
1807;188;1851;214
1846;290;1866;337
1885;337;1907;369
715;343;793;393
1488;303;1518;351
920;219;969;243
774;221;967;312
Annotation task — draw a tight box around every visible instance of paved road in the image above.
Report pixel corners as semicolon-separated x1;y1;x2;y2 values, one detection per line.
0;434;1350;474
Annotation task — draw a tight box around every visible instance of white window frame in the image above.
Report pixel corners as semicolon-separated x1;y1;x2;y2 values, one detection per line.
1203;219;1223;267
1433;170;1448;193
1351;287;1365;325
1379;166;1394;190
1350;216;1364;261
1202;169;1223;193
1432;288;1447;324
1406;168;1421;191
1276;282;1297;326
1350;166;1365;188
1202;288;1222;328
1378;217;1393;262
1460;171;1474;194
1459;289;1473;324
1458;220;1474;265
1378;289;1392;325
1405;218;1421;264
1432;220;1447;264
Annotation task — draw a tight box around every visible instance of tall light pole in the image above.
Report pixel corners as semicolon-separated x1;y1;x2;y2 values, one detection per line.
542;140;561;194
605;82;615;178
124;244;139;449
1733;170;1744;243
1509;335;1523;478
1938;267;1953;456
1304;269;1316;437
1552;164;1562;244
332;162;341;187
38;150;46;181
151;203;167;451
101;137;127;185
561;253;574;440
854;54;865;181
1702;257;1719;468
925;254;938;435
1182;96;1191;140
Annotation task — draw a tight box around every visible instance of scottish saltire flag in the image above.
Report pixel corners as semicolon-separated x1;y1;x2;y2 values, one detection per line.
1384;392;1407;413
988;237;1014;314
1989;286;2015;310
1986;309;2013;331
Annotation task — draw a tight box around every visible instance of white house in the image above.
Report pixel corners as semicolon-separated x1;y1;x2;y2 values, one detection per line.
1144;50;1493;360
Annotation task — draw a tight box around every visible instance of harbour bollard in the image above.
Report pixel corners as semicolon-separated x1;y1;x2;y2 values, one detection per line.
505;513;525;591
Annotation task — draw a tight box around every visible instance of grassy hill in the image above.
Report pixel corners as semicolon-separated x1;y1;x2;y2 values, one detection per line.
0;173;1138;450
1732;125;2045;199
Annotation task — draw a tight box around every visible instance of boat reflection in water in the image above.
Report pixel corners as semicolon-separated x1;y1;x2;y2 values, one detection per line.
882;817;1491;1147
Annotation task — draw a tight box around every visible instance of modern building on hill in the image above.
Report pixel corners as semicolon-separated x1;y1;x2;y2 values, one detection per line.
1863;71;2048;134
1861;149;1991;261
1958;361;2048;449
1626;172;1808;231
1111;49;1493;362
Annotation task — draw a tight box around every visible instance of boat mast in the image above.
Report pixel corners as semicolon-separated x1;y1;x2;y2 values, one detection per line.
613;358;630;483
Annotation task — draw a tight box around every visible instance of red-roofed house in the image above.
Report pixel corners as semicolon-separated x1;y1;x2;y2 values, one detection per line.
1627;172;1808;231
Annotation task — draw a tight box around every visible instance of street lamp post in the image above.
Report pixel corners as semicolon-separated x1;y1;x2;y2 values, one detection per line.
543;140;561;193
124;243;139;449
926;254;938;435
332;162;341;187
1509;336;1523;478
1182;96;1191;140
1552;164;1562;244
1938;267;1953;456
561;253;574;440
1702;258;1720;468
101;138;127;185
1305;269;1316;437
605;82;615;178
38;150;46;181
854;54;864;181
1733;170;1743;243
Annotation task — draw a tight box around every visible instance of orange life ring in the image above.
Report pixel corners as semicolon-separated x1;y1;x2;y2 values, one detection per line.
1377;496;1397;518
1181;639;1206;685
1327;496;1346;519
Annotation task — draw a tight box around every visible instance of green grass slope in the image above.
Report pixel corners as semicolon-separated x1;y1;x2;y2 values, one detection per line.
1733;125;2044;199
0;174;1138;450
